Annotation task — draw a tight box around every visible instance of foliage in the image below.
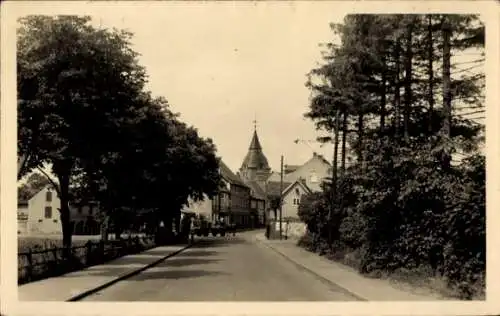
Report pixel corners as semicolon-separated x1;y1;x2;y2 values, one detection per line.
17;15;222;248
18;172;52;201
301;14;485;299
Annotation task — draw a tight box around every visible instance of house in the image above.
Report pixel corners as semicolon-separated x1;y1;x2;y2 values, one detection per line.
266;152;331;192
246;181;266;227
24;186;62;234
182;160;252;227
21;185;101;236
216;161;251;226
268;179;312;221
70;201;101;235
237;124;271;226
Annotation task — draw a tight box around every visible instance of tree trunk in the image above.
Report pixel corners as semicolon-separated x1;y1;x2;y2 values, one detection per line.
328;109;340;246
427;14;435;133
380;55;387;134
114;215;124;240
340;111;348;176
441;17;452;169
404;23;413;142
357;109;364;168
394;39;402;138
56;172;72;258
100;214;110;241
174;214;181;235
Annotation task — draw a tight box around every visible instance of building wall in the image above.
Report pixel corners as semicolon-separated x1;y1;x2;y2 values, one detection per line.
230;184;251;225
280;182;309;220
284;154;330;192
267;154;331;193
18;205;29;235
25;186;100;236
70;204;101;235
27;187;62;234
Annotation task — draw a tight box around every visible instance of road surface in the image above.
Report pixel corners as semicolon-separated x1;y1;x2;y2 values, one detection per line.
82;232;358;301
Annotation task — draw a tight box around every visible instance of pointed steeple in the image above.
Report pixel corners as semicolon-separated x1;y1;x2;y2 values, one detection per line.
239;120;271;180
249;129;263;150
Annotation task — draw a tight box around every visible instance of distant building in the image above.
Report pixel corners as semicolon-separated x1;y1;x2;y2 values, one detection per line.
236;123;331;223
238;124;270;226
239;126;272;187
266;152;331;192
180;123;333;229
182;160;252;227
269;179;312;221
18;185;101;235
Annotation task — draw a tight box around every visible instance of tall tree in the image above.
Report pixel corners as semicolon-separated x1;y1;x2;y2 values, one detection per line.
17;15;147;252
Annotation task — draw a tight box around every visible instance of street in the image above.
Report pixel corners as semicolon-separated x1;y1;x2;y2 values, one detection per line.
81;232;358;301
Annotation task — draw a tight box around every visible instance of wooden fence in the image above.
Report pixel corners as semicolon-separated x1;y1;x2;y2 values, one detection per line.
18;235;155;285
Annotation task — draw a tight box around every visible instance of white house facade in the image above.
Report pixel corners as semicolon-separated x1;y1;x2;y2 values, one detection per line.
24;186;61;234
18;185;100;236
279;180;313;220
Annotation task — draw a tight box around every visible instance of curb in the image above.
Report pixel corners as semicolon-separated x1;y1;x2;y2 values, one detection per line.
66;242;194;302
255;235;368;301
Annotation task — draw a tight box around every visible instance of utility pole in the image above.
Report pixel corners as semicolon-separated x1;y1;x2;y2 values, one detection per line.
279;155;284;240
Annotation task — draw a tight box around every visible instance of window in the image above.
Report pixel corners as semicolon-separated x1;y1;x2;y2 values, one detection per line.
89;206;93;215
44;206;52;219
293;198;301;205
78;207;83;214
46;191;52;202
295;188;300;196
310;171;318;183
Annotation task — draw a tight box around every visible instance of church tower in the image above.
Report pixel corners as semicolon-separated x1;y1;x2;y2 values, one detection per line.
239;119;272;184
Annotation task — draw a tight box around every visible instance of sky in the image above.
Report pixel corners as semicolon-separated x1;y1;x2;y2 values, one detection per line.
14;3;486;182
92;3;343;173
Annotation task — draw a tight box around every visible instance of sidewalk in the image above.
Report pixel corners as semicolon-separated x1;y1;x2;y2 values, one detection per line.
255;234;452;301
18;244;190;301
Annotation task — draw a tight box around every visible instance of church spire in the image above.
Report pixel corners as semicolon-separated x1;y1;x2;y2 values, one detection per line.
239;119;271;181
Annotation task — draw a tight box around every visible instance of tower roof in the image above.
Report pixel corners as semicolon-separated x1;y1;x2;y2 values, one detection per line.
240;129;271;171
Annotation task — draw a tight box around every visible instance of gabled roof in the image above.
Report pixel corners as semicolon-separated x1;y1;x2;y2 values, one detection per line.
219;160;248;187
246;180;267;199
266;180;293;197
282;179;313;196
284;164;300;174
28;184;51;200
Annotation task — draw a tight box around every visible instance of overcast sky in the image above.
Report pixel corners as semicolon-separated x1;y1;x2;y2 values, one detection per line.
11;2;487;181
92;3;344;173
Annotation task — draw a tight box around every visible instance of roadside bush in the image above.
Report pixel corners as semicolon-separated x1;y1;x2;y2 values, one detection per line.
296;142;485;299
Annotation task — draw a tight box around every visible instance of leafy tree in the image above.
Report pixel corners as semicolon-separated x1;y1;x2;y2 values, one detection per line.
303;14;485;299
17;15;147;252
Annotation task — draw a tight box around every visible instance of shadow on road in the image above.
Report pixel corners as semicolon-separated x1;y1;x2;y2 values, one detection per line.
163;258;221;267
175;250;219;257
193;237;247;248
133;269;228;281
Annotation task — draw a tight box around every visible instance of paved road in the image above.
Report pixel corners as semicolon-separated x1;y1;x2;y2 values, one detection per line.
82;232;358;301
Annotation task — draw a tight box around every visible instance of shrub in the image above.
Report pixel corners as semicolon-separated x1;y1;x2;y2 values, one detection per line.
295;145;485;299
